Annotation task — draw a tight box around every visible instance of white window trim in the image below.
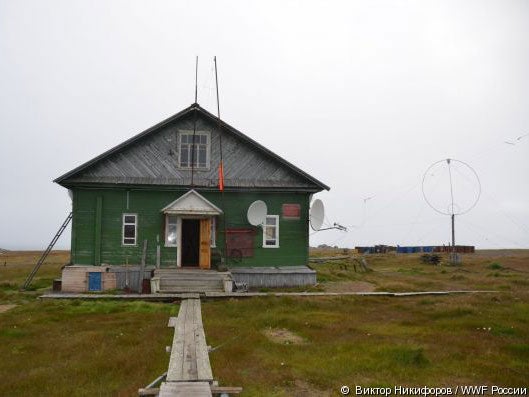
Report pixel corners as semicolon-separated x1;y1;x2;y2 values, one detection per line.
263;215;279;248
165;214;178;247
122;213;137;246
177;130;211;170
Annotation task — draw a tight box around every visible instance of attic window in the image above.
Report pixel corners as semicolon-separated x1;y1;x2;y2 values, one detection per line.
178;131;210;169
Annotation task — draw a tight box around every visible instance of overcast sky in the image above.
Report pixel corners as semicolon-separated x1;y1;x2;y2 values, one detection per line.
1;0;528;250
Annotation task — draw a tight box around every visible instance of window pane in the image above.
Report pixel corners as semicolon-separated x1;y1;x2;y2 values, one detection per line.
124;224;135;238
210;217;216;246
124;215;135;224
168;215;177;225
266;227;276;240
192;146;199;165
124;237;135;244
198;147;206;166
200;134;207;144
181;135;189;144
181;146;189;166
266;217;276;226
167;224;177;245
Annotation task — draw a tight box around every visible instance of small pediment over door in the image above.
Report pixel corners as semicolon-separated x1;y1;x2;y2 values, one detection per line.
161;189;223;216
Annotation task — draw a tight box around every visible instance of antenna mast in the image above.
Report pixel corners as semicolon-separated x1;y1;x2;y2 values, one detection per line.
190;56;198;186
422;158;481;265
447;158;456;259
194;55;198;103
214;56;228;267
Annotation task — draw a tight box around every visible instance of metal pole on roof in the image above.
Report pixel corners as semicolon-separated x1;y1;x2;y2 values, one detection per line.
194;55;198;104
191;56;198;187
214;56;229;268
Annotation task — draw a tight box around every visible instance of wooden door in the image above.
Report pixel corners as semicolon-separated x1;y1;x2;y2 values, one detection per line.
88;272;102;291
199;218;211;269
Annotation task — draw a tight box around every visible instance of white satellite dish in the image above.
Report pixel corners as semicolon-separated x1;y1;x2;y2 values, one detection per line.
309;199;325;231
247;200;267;226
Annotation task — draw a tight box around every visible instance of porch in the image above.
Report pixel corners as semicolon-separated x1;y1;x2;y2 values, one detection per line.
151;268;234;294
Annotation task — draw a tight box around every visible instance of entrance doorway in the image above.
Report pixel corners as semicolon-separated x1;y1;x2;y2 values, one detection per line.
181;219;200;266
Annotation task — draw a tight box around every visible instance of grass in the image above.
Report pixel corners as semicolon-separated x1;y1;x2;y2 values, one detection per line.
203;294;528;395
310;248;529;294
0;249;528;396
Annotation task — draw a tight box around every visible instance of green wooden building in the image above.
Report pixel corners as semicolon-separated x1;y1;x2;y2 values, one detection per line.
55;103;329;292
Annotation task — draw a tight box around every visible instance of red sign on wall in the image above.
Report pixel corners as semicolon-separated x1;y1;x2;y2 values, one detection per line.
282;204;301;219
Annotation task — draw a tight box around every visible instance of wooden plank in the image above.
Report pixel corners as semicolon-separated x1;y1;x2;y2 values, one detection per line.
159;381;212;397
194;300;213;381
139;239;148;293
210;386;243;394
138;388;160;396
166;299;213;383
102;272;116;290
167;301;188;381
156;241;161;269
182;298;198;381
167;317;178;328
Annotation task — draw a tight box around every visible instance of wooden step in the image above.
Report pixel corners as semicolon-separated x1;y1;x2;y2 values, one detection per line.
160;277;224;284
160;287;224;293
159;275;230;281
153;269;232;294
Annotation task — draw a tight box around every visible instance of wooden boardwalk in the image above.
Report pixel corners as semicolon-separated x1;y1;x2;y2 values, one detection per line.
40;290;498;301
160;298;213;397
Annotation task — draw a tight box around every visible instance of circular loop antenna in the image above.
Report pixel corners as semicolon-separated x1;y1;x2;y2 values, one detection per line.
247;200;267;226
422;158;481;216
310;199;325;231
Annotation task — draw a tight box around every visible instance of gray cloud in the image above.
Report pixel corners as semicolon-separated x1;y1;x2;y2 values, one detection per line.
1;0;528;250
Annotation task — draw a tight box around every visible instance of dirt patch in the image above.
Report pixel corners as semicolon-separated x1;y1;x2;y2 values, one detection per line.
287;379;330;397
0;304;17;313
262;327;306;345
323;280;376;292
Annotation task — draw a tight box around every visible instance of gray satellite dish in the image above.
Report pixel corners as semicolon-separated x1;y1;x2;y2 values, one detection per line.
309;199;325;231
247;200;267;226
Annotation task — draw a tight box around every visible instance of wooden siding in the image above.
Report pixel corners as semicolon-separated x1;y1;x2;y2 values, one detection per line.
71;188;310;268
230;266;316;288
62;114;319;190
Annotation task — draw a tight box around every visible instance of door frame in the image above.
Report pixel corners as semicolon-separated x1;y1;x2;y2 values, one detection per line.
176;215;212;268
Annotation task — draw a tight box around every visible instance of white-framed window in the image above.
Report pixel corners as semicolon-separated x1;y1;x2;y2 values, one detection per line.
263;215;279;248
211;217;216;248
178;131;210;169
122;214;137;246
165;215;178;247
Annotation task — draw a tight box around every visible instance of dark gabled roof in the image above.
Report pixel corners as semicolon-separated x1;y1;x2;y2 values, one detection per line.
54;103;330;191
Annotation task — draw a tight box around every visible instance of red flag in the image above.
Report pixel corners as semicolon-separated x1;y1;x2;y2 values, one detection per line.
218;161;224;191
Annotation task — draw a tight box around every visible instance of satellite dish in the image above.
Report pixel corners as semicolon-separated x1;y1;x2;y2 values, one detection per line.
309;199;325;231
247;200;267;226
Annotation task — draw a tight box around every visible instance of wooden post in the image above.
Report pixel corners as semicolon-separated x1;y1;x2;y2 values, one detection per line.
156;235;161;269
140;239;147;293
